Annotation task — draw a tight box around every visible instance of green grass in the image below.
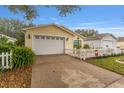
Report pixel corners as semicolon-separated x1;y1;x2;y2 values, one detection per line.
86;56;124;75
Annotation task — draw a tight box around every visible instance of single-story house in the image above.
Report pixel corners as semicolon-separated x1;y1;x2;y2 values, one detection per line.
0;34;17;43
24;23;84;55
117;37;124;50
84;33;117;49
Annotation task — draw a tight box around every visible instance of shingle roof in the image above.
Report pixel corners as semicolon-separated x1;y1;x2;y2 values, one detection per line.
84;33;117;41
118;37;124;42
23;23;85;39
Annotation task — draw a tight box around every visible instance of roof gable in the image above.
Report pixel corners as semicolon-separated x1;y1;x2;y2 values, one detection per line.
84;33;117;41
23;23;84;39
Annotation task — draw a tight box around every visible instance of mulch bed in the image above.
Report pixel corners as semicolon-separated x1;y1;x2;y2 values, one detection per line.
0;65;32;88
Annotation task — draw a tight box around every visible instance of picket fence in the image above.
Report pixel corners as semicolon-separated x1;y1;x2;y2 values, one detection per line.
0;51;12;69
65;48;122;60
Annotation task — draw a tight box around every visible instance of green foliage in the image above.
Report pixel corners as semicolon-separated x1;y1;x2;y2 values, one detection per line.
75;29;99;37
7;5;81;20
83;44;90;49
15;31;25;46
0;36;16;51
0;18;25;37
0;37;8;45
0;18;35;46
53;6;81;16
87;56;124;75
74;45;81;49
0;45;11;54
12;47;35;68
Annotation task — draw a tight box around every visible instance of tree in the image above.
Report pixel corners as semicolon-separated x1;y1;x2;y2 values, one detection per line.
75;29;99;37
15;31;25;46
0;36;8;45
0;18;26;37
0;18;33;46
6;5;81;20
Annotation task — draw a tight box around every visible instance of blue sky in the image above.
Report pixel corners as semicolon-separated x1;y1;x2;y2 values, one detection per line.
0;5;124;37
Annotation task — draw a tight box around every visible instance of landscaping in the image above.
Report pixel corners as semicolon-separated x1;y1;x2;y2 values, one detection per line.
0;65;32;88
0;37;35;88
87;55;124;75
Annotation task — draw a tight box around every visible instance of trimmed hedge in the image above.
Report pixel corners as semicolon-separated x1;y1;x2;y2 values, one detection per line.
12;47;35;68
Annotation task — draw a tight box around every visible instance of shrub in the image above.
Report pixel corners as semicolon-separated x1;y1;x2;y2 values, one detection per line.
7;42;17;49
83;44;90;49
0;45;11;54
12;47;35;68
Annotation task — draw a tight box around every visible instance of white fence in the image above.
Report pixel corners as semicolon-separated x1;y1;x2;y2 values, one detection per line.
65;48;122;60
0;51;12;69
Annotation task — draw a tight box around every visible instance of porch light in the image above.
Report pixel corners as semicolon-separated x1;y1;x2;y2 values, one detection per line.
28;34;31;39
77;37;79;40
66;37;69;41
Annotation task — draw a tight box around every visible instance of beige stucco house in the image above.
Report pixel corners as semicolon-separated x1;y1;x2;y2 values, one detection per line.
117;37;124;50
24;23;84;55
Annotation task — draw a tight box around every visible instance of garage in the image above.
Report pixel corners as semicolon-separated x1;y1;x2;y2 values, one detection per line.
32;35;65;55
24;24;84;55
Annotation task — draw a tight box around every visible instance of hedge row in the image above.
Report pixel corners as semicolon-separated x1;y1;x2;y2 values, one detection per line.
0;45;35;69
0;45;11;54
12;47;35;68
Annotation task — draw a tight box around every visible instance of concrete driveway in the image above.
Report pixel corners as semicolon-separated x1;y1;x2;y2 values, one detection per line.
31;54;124;88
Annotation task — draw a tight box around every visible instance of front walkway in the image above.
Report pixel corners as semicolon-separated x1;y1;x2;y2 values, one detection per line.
31;54;124;88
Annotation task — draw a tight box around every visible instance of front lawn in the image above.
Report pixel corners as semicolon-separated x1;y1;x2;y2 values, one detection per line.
86;56;124;75
0;65;32;88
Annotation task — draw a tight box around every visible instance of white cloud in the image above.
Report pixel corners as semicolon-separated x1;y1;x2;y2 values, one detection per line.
71;26;96;30
78;21;109;26
51;17;57;21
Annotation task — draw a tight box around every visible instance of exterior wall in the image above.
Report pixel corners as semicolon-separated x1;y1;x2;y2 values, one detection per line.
101;40;116;49
117;41;124;50
102;35;117;49
25;25;76;50
84;40;102;49
84;35;117;49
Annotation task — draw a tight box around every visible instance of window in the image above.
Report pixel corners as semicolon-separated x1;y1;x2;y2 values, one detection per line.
35;35;39;39
51;37;55;40
73;40;81;49
41;36;45;39
60;37;64;40
46;36;50;40
56;37;59;40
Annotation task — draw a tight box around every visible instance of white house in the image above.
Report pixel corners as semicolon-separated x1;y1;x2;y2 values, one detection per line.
84;33;117;49
0;34;17;43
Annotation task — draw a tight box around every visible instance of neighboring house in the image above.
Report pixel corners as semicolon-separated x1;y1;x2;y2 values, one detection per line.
84;33;117;49
0;34;17;43
117;37;124;50
24;23;84;55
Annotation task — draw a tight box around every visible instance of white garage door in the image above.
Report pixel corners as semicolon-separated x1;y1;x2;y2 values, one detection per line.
33;35;65;55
